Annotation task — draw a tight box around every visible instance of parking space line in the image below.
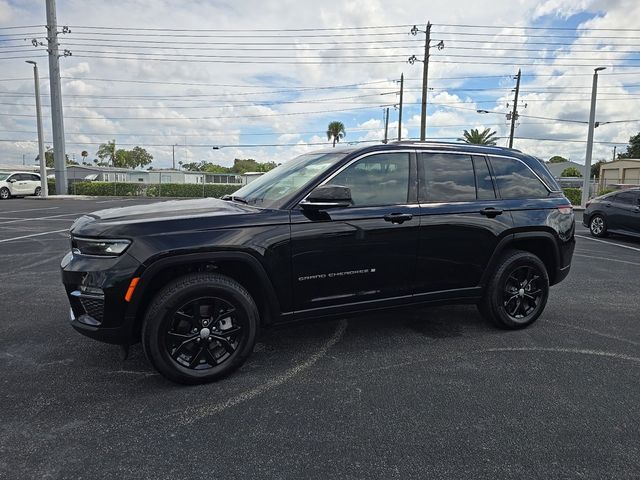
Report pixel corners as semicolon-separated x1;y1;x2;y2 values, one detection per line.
481;347;640;364
0;229;68;243
0;213;82;224
0;207;59;214
573;253;640;267
575;234;640;253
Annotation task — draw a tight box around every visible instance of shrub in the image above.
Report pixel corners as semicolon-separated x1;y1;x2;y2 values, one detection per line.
562;187;581;205
63;181;241;198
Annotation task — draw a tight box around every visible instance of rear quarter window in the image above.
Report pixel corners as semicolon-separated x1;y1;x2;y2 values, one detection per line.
530;156;561;192
489;156;550;199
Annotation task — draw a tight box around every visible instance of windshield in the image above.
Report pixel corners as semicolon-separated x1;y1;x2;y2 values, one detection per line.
0;173;9;181
230;151;349;208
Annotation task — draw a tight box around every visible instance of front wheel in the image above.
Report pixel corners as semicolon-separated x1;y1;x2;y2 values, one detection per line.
142;273;258;384
0;187;10;200
589;214;607;237
478;250;549;329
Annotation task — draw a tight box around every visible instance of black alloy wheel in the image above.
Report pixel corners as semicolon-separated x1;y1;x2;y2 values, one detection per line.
478;250;549;329
502;266;544;322
143;273;258;384
165;296;243;370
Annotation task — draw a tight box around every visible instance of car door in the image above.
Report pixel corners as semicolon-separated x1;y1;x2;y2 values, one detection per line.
6;174;23;195
27;173;40;194
290;150;419;315
415;152;514;295
16;174;32;194
608;191;640;234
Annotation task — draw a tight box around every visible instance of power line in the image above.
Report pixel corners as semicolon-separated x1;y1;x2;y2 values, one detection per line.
436;23;640;32
71;54;407;64
67;30;412;38
431;30;640;40
0;103;395;120
68;24;414;32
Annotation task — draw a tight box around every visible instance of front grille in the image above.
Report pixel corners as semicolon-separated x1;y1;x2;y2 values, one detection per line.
80;297;104;322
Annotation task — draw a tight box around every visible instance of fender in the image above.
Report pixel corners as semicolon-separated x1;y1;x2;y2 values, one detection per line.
479;230;561;287
125;251;283;325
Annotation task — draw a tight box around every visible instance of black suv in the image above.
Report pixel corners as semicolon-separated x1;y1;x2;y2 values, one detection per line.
61;142;575;384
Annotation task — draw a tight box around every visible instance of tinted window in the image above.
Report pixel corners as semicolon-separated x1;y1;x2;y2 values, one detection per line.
614;192;635;205
421;153;476;202
490;157;549;199
473;155;496;200
330;152;409;206
28;174;40;181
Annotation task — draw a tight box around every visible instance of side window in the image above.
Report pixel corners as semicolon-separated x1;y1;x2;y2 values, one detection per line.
420;153;476;202
613;192;635;205
489;157;550;199
29;174;40;181
329;152;410;207
472;155;496;200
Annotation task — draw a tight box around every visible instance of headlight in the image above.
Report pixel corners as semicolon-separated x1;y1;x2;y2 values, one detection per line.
72;236;131;257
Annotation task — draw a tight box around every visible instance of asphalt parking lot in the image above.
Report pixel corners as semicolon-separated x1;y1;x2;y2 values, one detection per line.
0;197;639;479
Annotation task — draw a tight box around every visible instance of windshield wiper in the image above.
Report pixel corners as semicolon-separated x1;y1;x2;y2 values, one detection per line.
222;194;249;204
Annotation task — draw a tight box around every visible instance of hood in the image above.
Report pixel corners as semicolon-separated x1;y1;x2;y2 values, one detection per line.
71;197;263;237
88;197;257;222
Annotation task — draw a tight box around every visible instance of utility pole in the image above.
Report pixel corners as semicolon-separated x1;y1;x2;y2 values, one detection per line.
581;67;606;208
409;23;443;141
26;60;48;198
508;69;521;149
172;144;176;169
420;22;431;141
397;73;404;141
45;0;68;194
612;146;617;161
383;107;389;144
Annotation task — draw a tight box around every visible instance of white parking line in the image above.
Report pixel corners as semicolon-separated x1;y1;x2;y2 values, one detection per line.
0;207;59;214
0;213;81;224
0;229;68;243
575;234;640;253
574;253;640;267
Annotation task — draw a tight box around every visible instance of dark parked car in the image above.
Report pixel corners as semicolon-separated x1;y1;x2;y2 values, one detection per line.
61;142;575;384
583;188;640;238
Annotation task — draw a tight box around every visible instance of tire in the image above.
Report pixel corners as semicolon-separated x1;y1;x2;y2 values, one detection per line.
0;187;10;200
478;249;549;329
142;273;258;384
589;214;608;237
34;186;42;196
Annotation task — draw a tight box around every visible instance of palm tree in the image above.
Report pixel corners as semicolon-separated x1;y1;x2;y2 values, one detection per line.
326;121;346;147
458;128;498;146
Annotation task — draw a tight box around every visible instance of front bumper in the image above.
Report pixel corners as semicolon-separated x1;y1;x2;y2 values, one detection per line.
61;250;143;345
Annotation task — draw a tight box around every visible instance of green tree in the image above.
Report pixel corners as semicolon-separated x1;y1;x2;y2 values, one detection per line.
36;146;69;167
81;150;88;163
561;166;582;177
591;160;606;178
458;128;497;145
326;121;346;147
96;140;117;166
548;155;568;164
618;132;640;159
123;146;153;169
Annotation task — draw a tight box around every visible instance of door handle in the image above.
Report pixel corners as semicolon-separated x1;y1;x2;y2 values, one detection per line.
480;207;503;218
384;213;413;224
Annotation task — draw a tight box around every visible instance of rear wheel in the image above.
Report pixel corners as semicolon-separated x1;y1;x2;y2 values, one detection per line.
142;273;258;384
0;187;10;200
589;214;607;237
34;186;42;196
478;250;549;329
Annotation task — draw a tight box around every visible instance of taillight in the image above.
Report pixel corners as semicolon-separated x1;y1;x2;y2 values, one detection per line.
557;205;573;215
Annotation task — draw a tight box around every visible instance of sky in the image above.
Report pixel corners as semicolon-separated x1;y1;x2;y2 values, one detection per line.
0;0;639;169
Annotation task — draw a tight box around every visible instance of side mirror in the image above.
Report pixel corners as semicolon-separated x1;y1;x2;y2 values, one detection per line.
300;185;352;210
7;179;16;183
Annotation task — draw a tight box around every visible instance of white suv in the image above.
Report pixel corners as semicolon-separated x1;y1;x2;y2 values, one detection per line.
0;172;43;199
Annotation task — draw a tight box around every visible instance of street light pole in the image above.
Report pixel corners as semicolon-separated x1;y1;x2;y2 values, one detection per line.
26;60;48;198
581;67;606;208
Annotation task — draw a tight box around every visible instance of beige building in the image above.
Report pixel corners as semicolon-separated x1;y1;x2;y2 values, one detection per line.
600;159;640;188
